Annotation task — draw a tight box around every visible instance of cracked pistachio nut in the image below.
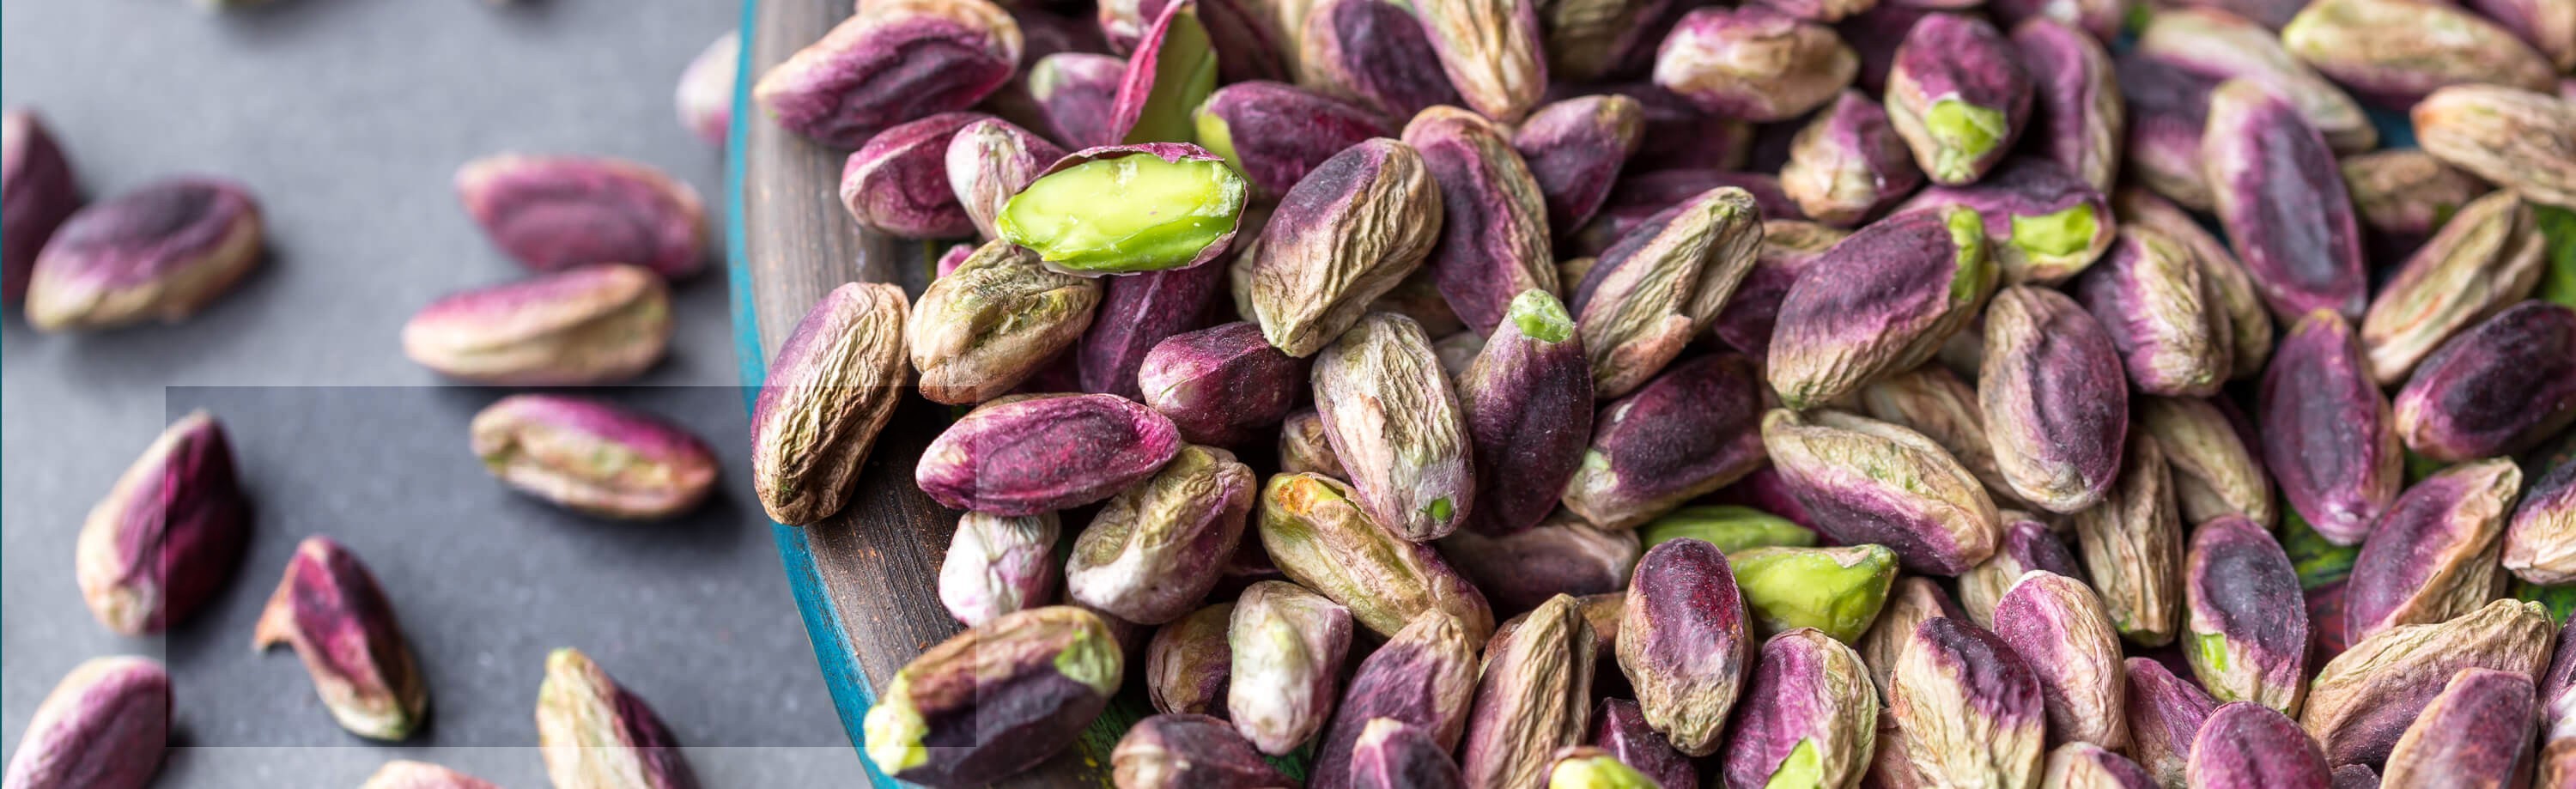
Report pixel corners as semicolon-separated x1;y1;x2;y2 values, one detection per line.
2138;395;2275;528
1780;90;1923;228
1413;0;1548;123
1979;285;2129;513
1081;259;1230;400
1639;504;1817;554
2123;656;2219;787
1722;628;1879;789
454;155;705;278
75;410;248;635
1959;517;2087;628
1068;445;1256;624
2339;149;2490;243
2186;702;2332;789
2202;80;2370;322
1857;577;1963;701
1313;312;1476;541
1857;364;2024;511
360;760;500;789
1145;603;1232;717
1464;595;1599;786
1891;617;2047;789
1349;718;1467;789
2110;188;2273;379
839;112;984;239
999;143;1247;276
1767;205;1994;410
1653;6;1858;123
2138;8;2375;154
1563;353;1768;531
1992;571;2130;749
1513;94;1644;239
1729;545;1899;644
1616;539;1750;756
918;393;1183;515
2378;668;2538;788
938;512;1060;627
2011;18;2122;192
863;607;1120;786
1115;713;1297;789
751;0;1021;149
2302;598;2556;767
3;109;81;306
1249;138;1444;357
401;264;671;386
945;117;1064;241
24;177;262;331
750;282;909;525
1256;472;1495;640
2360;191;2548;387
2259;310;2403;545
1309;610;1479;789
1029;52;1127;149
1885;15;2032;185
1765;409;2002;575
1568;186;1764;398
538;649;698;789
2075;227;2234;398
1458;291;1592;536
1228;581;1354;755
908;240;1102;404
0;657;168;789
1278;409;1347;479
1292;0;1466;122
1439;513;1637;615
1899;157;2112;286
1107;0;1221;146
1406;106;1557;336
2392;301;2576;464
2282;0;2557;107
1193;81;1390;200
2344;458;2521;644
2413;85;2576;209
1139;321;1306;447
2505;458;2576;585
2070;434;2186;646
255;537;427;741
2183;516;2310;713
469;395;717;519
1589;698;1693;789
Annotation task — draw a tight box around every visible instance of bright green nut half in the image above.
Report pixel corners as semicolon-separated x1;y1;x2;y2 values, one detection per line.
1942;206;1989;304
1054;624;1123;695
1765;739;1827;789
1640;505;1818;553
1192;106;1242;175
1728;545;1900;643
2190;632;2231;682
1549;755;1661;789
2008;203;2097;261
1924;100;2008;183
1124;4;1218;145
861;675;930;774
1505;288;1576;343
998;155;1248;274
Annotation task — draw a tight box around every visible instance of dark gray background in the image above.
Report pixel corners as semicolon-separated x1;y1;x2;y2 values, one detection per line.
3;1;865;785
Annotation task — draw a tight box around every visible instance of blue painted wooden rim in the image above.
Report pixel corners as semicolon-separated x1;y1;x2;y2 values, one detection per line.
724;2;903;784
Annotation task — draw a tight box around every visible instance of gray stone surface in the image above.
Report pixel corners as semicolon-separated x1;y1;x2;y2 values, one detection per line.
2;0;865;784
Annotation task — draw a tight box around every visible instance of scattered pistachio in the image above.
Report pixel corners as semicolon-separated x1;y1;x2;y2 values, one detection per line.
254;537;428;741
24;177;263;331
751;0;1023;148
453;155;704;278
750;282;909;526
401;264;672;386
0;656;168;789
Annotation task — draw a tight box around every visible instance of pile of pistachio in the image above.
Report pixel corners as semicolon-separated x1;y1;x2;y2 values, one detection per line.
744;0;2576;786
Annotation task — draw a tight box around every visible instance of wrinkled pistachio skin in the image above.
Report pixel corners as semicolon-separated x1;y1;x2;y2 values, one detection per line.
751;0;1022;149
2111;188;2273;380
1227;581;1354;755
2115;52;2220;211
2282;0;2557;108
1616;539;1749;756
2394;302;2576;464
2412;85;2576;209
2071;434;2186;646
1463;595;1598;787
2302;599;2557;767
453;155;706;279
1569;186;1765;399
1414;0;1551;123
1780;90;1922;228
2339;149;2492;245
0;656;168;789
1884;15;2032;185
2123;656;2219;787
1715;220;1846;360
1256;473;1497;640
1350;718;1468;789
1457;292;1592;537
1293;0;1467;122
1067;445;1256;624
939;512;1060;628
2202;81;2370;323
3;109;80;306
1652;6;1858;123
2138;8;2375;154
1723;628;1880;789
1440;514;1637;615
1249;138;1444;357
750;282;908;526
24;178;263;331
1892;617;2047;789
2378;668;2537;789
402;264;673;386
2184;516;2309;713
1405;106;1557;337
2186;702;2333;789
1194;81;1391;199
2362;192;2547;389
2011;18;2122;193
1138;321;1304;446
1899;158;2113;286
1729;545;1899;644
1564;354;1766;531
1081;258;1228;402
1980;286;2129;513
360;760;502;789
838;112;984;239
945;118;1064;241
2259;311;2403;545
1857;577;1962;701
908;240;1102;404
468;395;719;520
1767;206;1994;410
1513;95;1644;239
1570;168;1799;258
1312;312;1477;541
73;411;249;636
918;394;1183;516
1145;603;1232;718
2075;228;2233;398
1309;611;1479;789
2142;395;2275;529
2041;743;2157;789
1278;409;1348;479
253;537;428;741
1114;713;1297;789
2506;459;2576;585
1992;571;2130;750
1029;52;1128;149
1765;409;2003;575
862;607;1120;786
537;649;699;789
1857;364;2024;513
1589;698;1694;789
2344;459;2521;644
1959;518;2087;628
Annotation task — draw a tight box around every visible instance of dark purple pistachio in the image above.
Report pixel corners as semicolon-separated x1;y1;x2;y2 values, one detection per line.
538;648;700;789
1145;603;1232;717
1767;205;1993;409
1901;158;2110;286
1778;90;1921;228
1514;94;1643;239
1309;610;1479;789
1835;3;1944;94
453;155;702;278
1256;473;1497;640
1600;82;1756;172
1724;628;1880;789
1652;6;1858;123
2258;311;2403;545
2412;85;2576;210
2504;458;2576;585
2186;702;2333;789
2392;302;2576;464
2360;191;2547;387
2071;434;2187;646
2377;668;2538;788
254;537;428;741
1107;0;1220;145
1027;52;1127;149
1563;354;1767;531
1765;409;2003;575
1067;445;1257;624
750;0;1021;149
1113;713;1297;789
2281;0;2558;108
2111;188;2273;379
2302;598;2557;767
1569;168;1799;258
1139;321;1304;446
1978;286;2129;513
23;177;263;331
0;656;167;789
1990;572;2130;749
74;411;248;636
2331;764;2379;789
1192;81;1391;200
1227;581;1354;755
1588;699;1693;789
2201;81;2369;322
1857;577;1964;701
2113;53;2221;211
1958;517;2086;627
1405;106;1558;335
2183;515;2309;713
2138;8;2376;154
1459;290;1593;536
1463;595;1598;786
1891;618;2047;788
750;282;909;525
1081;261;1226;400
2075;228;2234;398
468;394;720;520
1413;0;1550;123
1884;15;2032;185
1614;539;1749;756
838;112;984;239
1440;513;1638;615
945;117;1064;241
1294;0;1466;122
860;606;1121;786
3;109;79;305
1710;220;1847;358
2123;656;2219;787
2344;458;2521;644
1349;719;1466;789
915;393;1184;516
1247;138;1443;357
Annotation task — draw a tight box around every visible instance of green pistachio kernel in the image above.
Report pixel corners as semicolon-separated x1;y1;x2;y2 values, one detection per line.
1640;505;1818;553
1505;288;1577;343
861;676;930;774
1925;100;2008;182
1943;206;1990;304
1123;3;1218;145
1728;545;1900;643
998;154;1247;274
1549;755;1661;789
2008;204;2097;261
1765;739;1827;789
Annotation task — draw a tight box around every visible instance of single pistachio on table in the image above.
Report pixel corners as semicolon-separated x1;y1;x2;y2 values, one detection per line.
2070;434;2185;646
751;0;1021;149
2360;191;2548;387
1568;187;1765;398
1277;409;1346;479
1028;53;1128;149
2110;188;2273;379
1884;15;2031;185
1562;355;1767;532
1312;312;1476;541
1464;594;1598;787
2182;515;2310;713
1145;602;1232;717
2376;668;2538;789
255;537;428;741
1404;106;1557;335
1779;89;1923;228
2137;395;2275;528
359;760;501;789
839;112;986;239
908;240;1102;404
2505;458;2576;585
1856;576;1962;702
1082;259;1229;400
3;109;80;305
1900;157;2113;286
468;395;718;519
1614;539;1748;756
1765;409;2002;575
1412;0;1550;124
917;393;1182;515
999;143;1248;276
1248;138;1443;357
1568;168;1799;258
0;656;168;789
2137;8;2376;154
2186;702;2333;789
1767;205;1993;410
2302;598;2557;767
23;177;262;331
2259;310;2403;545
2282;0;2558;108
1138;321;1304;446
1991;570;2131;750
1068;445;1255;624
2122;656;2218;787
1639;504;1817;553
1105;0;1219;145
74;410;248;636
537;648;699;789
1114;713;1297;789
1227;581;1354;755
1729;545;1899;644
453;155;704;278
1979;285;2129;513
2075;228;2235;398
401;264;672;386
2338;149;2491;246
1710;219;1850;358
939;512;1060;627
1293;0;1467;122
2343;458;2521;644
1513;94;1643;239
1349;718;1467;789
1308;610;1480;789
1722;628;1880;789
1439;513;1637;615
1652;5;1857;123
1192;81;1391;200
2039;743;2157;789
2202;80;2370;323
2112;53;2221;212
945;117;1065;241
2008;19;2120;193
673;32;738;148
749;282;909;526
1456;291;1591;536
1255;473;1497;640
1958;516;2086;628
1891;617;2047;789
1587;698;1693;789
1857;364;2025;511
862;606;1118;786
2394;302;2576;464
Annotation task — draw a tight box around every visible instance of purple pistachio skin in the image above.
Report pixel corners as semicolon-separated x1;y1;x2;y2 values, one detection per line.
1194;82;1391;199
1726;628;1880;789
0;656;169;789
1514;95;1644;239
1114;713;1297;789
915;393;1184;516
1979;286;2129;513
1438;514;1637;615
2330;764;2379;789
1563;354;1768;531
1460;291;1593;536
838;112;985;240
1308;612;1479;789
2009;19;2120;192
1652;5;1860;123
23;177;263;331
1779;90;1923;228
750;0;1021;149
1899;157;2111;284
2306;599;2558;768
1105;0;1214;145
1767;207;1991;410
74;411;249;636
1885;15;2033;185
2075;228;2233;398
2259;311;2402;546
1837;3;1944;94
1406;107;1558;336
935;242;975;277
2394;302;2576;464
454;155;706;279
2123;656;2220;787
1989;0;2122;46
2184;516;2309;710
1348;719;1467;789
1711;221;1846;361
2379;669;2537;788
2114;52;2221;210
2343;459;2522;645
1596;82;1756;173
1990;572;2129;749
1139;322;1305;446
1617;538;1752;756
2112;188;2272;379
1297;0;1467;123
399;264;672;386
1080;262;1226;400
1765;410;2001;576
1570;169;1800;257
1893;618;2048;782
2201;81;2368;323
3;109;80;305
1589;699;1694;789
1028;52;1127;149
2045;743;2159;789
253;537;427;741
469;394;720;519
2166;0;2306;28
2187;703;2333;789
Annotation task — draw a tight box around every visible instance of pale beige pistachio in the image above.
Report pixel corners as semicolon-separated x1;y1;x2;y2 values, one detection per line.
2074;227;2234;398
2070;433;2184;646
1857;577;1959;703
2111;188;2274;379
1858;363;2025;511
2357;191;2546;385
1228;580;1354;755
2338;149;2491;240
750;282;910;526
1460;594;1596;789
2281;0;2559;106
946;118;1065;241
939;512;1060;628
400;264;672;386
1067;445;1258;625
538;648;699;789
1414;0;1550;123
2136;8;2377;154
1248;138;1444;357
1762;409;2002;576
1571;185;1765;398
1277;409;1346;479
1255;473;1497;640
1311;312;1477;541
2300;598;2557;767
359;761;500;789
2137;396;2275;528
1145;603;1233;717
2412;85;2576;209
1890;618;2047;789
1958;516;2083;628
907;240;1100;404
